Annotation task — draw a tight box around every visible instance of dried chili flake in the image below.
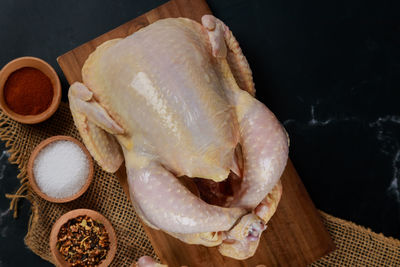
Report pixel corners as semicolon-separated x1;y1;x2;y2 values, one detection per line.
56;215;110;266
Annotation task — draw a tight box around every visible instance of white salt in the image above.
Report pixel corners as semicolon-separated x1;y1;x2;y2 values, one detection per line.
33;140;89;199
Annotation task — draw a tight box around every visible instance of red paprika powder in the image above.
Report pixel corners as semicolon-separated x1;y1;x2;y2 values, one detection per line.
3;67;53;115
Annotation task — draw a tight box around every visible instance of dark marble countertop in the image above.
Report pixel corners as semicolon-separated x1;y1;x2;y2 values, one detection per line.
0;0;399;266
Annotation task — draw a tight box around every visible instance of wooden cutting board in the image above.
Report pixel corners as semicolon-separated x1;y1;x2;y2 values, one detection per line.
57;0;335;266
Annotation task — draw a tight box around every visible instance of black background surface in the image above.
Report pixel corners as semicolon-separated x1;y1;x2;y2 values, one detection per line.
0;0;399;266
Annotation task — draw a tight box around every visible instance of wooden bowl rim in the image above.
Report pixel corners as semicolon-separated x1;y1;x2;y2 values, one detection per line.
50;208;117;267
27;135;94;203
0;56;61;124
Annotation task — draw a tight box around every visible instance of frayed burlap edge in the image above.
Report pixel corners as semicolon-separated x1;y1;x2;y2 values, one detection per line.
1;127;29;216
0;115;64;264
0;112;55;263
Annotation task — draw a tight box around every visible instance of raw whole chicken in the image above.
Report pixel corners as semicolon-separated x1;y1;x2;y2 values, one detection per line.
68;15;289;260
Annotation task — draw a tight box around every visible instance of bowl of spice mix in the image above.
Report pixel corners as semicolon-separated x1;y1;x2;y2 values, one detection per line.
28;135;94;203
50;209;117;267
0;56;61;124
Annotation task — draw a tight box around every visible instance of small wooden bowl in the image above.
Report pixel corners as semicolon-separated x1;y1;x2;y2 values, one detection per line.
50;209;117;267
0;56;61;124
27;135;94;203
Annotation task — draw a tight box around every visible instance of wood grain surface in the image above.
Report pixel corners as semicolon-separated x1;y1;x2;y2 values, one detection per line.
57;0;335;266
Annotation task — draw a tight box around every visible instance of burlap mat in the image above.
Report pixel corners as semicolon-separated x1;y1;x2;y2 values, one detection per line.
2;102;400;266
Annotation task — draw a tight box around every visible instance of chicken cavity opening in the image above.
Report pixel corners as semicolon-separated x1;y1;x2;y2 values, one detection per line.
177;143;244;207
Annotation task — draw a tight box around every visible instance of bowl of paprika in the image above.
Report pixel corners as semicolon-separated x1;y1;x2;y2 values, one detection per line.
0;56;61;124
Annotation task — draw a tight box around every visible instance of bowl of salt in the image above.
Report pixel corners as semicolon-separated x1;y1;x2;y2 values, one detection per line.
27;135;94;203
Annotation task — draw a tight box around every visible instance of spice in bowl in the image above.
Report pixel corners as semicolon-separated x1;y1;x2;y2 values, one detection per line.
33;140;90;199
0;56;61;124
4;67;53;115
56;215;110;266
